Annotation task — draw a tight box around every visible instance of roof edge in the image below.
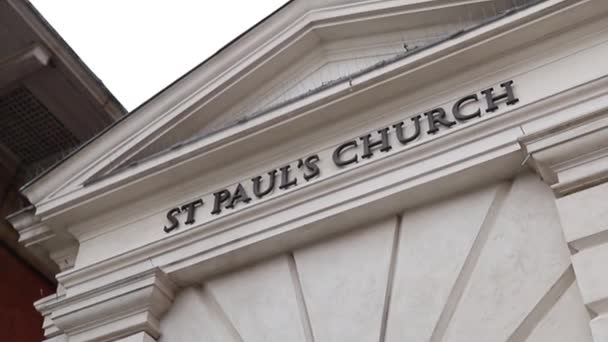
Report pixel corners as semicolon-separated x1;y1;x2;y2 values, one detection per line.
19;0;294;194
13;0;127;118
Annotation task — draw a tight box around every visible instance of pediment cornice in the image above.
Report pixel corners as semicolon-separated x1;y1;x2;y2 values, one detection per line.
24;0;597;221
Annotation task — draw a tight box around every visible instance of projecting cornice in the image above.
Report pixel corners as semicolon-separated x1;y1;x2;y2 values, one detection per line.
7;206;78;272
35;268;175;342
519;108;608;197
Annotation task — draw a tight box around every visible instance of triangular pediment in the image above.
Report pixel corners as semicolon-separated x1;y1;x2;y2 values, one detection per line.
23;0;544;218
119;29;458;167
85;0;525;175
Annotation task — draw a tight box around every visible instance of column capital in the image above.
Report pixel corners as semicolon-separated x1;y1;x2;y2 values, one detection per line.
35;268;176;342
519;109;608;197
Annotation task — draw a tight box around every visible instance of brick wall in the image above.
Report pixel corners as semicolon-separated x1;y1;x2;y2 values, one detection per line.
0;243;54;342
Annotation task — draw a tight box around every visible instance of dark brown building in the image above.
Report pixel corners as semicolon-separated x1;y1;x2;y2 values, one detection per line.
0;0;125;340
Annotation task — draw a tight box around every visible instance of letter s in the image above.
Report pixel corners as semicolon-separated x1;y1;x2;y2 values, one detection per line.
163;207;181;233
302;154;320;181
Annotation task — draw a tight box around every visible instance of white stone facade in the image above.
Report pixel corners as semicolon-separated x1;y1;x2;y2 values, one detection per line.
9;0;608;341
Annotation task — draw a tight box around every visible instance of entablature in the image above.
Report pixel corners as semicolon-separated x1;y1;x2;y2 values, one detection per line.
21;0;593;212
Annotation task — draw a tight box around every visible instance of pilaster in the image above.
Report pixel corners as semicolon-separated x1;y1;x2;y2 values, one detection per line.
520;108;608;341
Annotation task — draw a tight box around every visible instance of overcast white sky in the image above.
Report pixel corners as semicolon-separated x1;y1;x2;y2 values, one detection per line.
31;0;288;111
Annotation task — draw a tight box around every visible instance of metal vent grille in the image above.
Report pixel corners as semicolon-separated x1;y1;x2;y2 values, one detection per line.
0;87;80;165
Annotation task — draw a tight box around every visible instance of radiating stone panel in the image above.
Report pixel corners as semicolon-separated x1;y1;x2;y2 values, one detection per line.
159;287;240;342
294;217;397;342
206;256;307;342
442;174;572;342
385;183;500;342
526;282;593;342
